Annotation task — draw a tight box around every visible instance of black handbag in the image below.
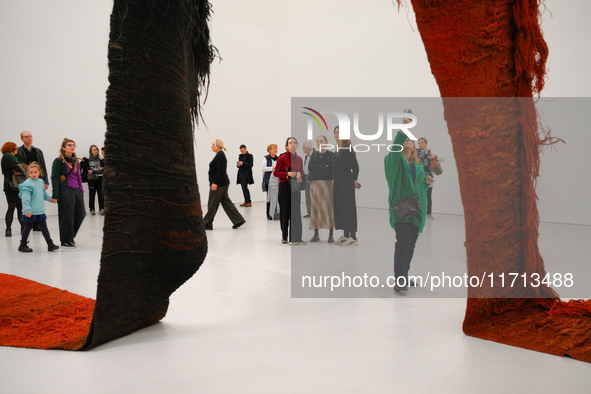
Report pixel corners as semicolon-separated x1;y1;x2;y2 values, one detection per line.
290;178;305;193
390;180;421;220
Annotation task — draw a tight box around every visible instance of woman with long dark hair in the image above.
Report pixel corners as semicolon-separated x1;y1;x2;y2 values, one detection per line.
51;138;86;248
333;126;360;246
274;137;305;245
385;117;434;292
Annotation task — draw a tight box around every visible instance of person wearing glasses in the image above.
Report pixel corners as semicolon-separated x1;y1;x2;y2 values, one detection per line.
17;131;49;232
17;131;49;191
51;138;86;248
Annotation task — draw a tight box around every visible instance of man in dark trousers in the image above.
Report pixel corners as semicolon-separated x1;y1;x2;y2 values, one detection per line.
237;144;254;207
17;131;49;231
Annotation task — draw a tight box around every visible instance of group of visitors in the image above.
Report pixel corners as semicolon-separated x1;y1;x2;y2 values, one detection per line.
2;131;104;252
5;114;444;293
267;109;444;292
268;128;361;246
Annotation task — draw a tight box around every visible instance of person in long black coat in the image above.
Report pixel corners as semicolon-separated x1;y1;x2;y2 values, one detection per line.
2;142;25;237
332;126;360;246
236;144;254;206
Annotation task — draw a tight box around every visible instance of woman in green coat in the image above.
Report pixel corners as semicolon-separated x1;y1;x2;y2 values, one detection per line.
384;122;434;292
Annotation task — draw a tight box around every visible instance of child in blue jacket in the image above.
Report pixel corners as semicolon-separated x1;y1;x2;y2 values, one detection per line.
18;162;59;252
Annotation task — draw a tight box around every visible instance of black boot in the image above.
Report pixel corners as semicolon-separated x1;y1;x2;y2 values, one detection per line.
5;228;11;237
18;241;33;253
310;229;320;242
266;202;272;220
47;240;60;252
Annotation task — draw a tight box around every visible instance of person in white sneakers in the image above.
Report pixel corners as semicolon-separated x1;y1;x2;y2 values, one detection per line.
332;126;360;247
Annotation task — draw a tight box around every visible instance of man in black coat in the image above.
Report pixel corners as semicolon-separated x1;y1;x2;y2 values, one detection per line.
17;130;49;231
236;144;254;207
17;131;49;189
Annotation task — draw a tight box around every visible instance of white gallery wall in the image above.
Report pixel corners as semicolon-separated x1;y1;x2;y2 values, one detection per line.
1;0;590;226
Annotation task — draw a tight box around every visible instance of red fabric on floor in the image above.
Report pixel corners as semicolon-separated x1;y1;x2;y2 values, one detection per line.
0;273;94;350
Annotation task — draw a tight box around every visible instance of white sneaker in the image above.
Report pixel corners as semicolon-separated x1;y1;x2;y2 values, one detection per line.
341;237;358;246
427;214;434;220
333;235;347;245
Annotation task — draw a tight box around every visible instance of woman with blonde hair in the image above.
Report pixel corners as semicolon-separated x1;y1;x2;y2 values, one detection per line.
51;138;86;248
203;139;245;230
262;143;280;220
385;114;434;291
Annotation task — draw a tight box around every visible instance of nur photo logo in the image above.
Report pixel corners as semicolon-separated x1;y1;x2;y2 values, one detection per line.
301;107;418;153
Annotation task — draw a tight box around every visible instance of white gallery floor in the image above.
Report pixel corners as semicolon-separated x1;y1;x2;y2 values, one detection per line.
1;202;590;393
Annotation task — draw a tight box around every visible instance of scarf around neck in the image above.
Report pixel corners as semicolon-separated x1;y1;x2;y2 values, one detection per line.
3;152;21;164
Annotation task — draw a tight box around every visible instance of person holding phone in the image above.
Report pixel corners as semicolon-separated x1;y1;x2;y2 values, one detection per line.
385;112;434;292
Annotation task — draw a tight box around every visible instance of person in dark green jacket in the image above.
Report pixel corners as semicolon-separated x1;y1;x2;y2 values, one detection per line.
51;138;86;248
384;118;434;292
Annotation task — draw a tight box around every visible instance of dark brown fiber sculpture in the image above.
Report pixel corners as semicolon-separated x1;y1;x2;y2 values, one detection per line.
82;0;213;349
0;0;213;350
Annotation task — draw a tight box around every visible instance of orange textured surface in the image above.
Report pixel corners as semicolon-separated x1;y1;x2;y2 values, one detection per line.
406;0;591;362
0;273;94;350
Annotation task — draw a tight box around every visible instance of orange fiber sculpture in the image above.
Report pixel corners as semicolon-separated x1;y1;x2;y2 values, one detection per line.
401;0;591;361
